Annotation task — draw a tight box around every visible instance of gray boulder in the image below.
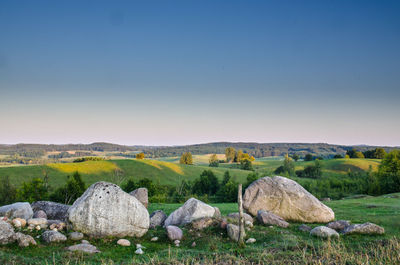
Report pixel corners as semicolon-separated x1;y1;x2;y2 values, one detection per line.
33;210;47;219
327;220;351;231
298;224;312;232
69;232;84;241
310;226;339;239
342;222;384;235
31;201;70;222
0;220;16;245
0;202;33;220
257;210;289;228
15;232;36;247
243;176;334;223
227;212;253;224
66;242;100;254
130;188;148;208
150;210;167;228
68;182;149;238
164;198;220;227
227;224;240;242
42;230;67;243
166;225;183;241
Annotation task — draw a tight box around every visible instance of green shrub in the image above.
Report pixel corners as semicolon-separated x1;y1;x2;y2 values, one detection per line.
50;172;86;204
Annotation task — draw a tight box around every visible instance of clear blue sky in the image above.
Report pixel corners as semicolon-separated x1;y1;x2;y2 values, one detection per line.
0;0;399;146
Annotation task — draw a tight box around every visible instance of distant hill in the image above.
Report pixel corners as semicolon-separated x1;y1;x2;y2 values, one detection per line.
0;142;398;158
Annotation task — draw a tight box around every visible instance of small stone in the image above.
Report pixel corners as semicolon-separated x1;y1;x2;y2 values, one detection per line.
298;224;312;232
69;232;84;241
245;221;253;228
166;225;183;241
191;241;196;247
136;243;145;249
327;220;351;231
150;237;158;241
81;240;89;244
257;210;289;228
135;248;144;255
12;218;26;228
220;219;228;229
42;230;67;243
227;224;240;242
33;210;47;219
342;222;384;235
117;239;131;246
310;226;339;239
174;240;180;245
12;219;21;228
15;232;36;247
66;243;100;254
35;226;41;231
246;238;256;244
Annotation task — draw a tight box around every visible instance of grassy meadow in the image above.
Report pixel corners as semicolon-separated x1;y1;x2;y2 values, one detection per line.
0;193;399;264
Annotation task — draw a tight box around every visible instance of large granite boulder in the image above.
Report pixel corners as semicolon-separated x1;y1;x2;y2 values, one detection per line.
342;222;384;235
0;220;16;245
68;182;149;238
243;176;334;223
164;198;220;227
31;201;70;222
129;188;148;208
0;202;33;220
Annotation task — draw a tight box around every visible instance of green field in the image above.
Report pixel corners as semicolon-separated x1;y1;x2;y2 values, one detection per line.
0;194;399;264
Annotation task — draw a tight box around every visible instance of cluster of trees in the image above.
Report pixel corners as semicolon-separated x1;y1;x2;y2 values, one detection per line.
0;172;86;206
73;157;105;163
135;153;145;159
179;152;193;165
344;148;387;159
224;147;255;163
296;160;322;178
48;151;93;159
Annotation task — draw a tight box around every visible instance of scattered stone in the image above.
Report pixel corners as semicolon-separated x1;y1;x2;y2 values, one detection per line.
12;218;27;228
69;232;84;241
257;210;289;228
174;240;180;247
35;225;41;231
48;220;66;231
149;210;167;228
227;212;254;224
0;202;33;220
33;210;47;219
31;201;70;222
164;198;220;227
42;230;67;243
129;188;149;208
298;224;312;232
150;237;158;242
245;221;253;228
136;243;145;249
68;182;149;238
117;239;131;246
166;225;183;241
342;222;384;235
135;248;144;255
327;220;351;231
66;242;100;254
0;220;16;245
227;224;240;242
28;218;47;229
243;176;335;223
246;238;256;244
310;226;339;239
191;241;196;247
15;232;36;247
191;217;219;230
82;240;89;244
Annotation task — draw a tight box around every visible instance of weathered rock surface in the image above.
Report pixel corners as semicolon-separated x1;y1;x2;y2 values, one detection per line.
28;218;47;229
48;220;66;231
149;210;167;228
310;226;339;238
227;224;240;242
68;182;149;238
243;176;334;223
164;198;220;227
327;220;351;231
31;201;70;222
117;239;131;246
0;202;33;220
257;210;289;228
0;220;16;245
246;238;256;244
342;222;384;235
130;188;149;208
166;225;183;241
42;230;67;243
69;232;84;241
33;210;47;219
66;242;100;254
15;232;36;247
298;224;312;232
227;212;253;224
12;218;26;228
191;217;219;230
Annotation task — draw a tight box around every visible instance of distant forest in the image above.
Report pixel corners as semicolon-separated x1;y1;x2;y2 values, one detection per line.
0;142;397;158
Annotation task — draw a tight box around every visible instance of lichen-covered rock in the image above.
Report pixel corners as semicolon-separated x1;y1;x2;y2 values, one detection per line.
42;230;67;243
69;232;84;241
227;212;253;224
33;210;47;219
243;176;334;223
257;210;289;228
31;201;70;222
327;220;351;231
66;242;100;254
164;198;220;227
149;210;167;228
310;226;339;239
68;182;149;238
117;239;131;246
15;232;36;247
227;224;240;242
342;222;384;235
0;220;15;245
28;218;47;229
12;218;27;228
0;202;33;220
48;220;66;231
166;225;183;241
191;217;219;230
129;188;148;208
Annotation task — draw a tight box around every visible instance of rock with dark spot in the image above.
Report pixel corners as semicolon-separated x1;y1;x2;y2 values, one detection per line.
31;201;70;222
149;210;167;229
